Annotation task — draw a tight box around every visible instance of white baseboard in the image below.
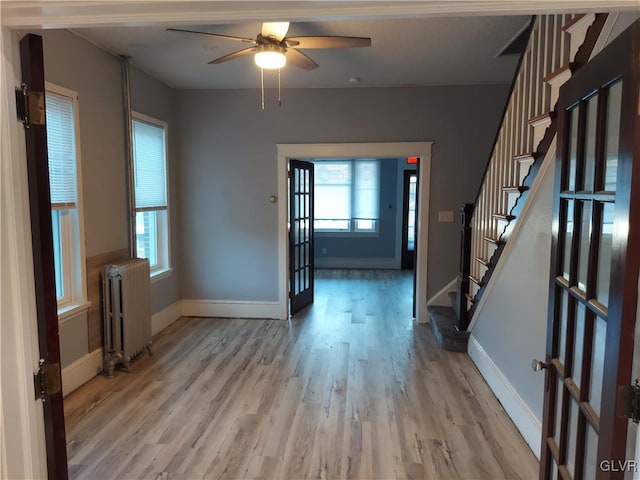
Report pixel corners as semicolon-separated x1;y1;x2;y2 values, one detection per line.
152;300;182;335
315;257;399;269
61;348;103;397
468;335;542;459
181;299;282;319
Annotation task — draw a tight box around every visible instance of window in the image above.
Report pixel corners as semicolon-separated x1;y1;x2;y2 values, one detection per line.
132;113;170;275
45;84;87;311
313;159;380;233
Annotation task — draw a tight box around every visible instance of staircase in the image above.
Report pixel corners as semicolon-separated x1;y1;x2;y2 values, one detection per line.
429;13;608;351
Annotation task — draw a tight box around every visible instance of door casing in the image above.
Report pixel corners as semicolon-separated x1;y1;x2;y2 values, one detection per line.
277;142;433;322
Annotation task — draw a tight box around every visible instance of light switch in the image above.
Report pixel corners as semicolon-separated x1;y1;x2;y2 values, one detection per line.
438;211;454;223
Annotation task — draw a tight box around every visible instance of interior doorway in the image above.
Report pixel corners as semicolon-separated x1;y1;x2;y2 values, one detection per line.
277;142;433;322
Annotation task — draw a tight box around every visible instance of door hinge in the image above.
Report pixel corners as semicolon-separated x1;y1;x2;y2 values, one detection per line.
33;359;62;401
617;380;640;423
15;84;45;127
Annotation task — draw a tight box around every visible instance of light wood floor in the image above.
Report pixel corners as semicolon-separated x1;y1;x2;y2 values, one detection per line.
64;269;539;479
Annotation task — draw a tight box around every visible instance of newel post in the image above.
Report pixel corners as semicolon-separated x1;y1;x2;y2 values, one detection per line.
456;203;474;331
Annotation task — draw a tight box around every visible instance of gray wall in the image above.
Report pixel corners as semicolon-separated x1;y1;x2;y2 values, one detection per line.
34;29;180;364
177;84;510;301
314;158;399;262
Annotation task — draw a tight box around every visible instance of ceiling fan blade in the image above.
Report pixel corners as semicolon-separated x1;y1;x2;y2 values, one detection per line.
286;49;319;70
261;22;290;42
167;28;256;43
208;47;257;64
285;36;371;49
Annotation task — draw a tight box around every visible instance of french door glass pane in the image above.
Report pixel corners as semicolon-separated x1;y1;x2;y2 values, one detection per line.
596;202;614;306
584;424;599;480
573;303;586;388
565;399;580;477
567;105;579;191
589;316;606;418
554;379;564;445
577;201;592;292
562;200;574;281
558;291;569;363
603;80;622;192
583;94;598;191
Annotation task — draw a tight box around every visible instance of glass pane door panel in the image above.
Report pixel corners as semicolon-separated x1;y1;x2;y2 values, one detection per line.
558;291;569;363
562;200;574;281
577;201;592;292
572;303;586;388
554;379;564;444
567;105;579;191
584;424;599;480
565;399;580;477
603;80;622;191
596;202;614;306
583;94;598;191
589;316;606;417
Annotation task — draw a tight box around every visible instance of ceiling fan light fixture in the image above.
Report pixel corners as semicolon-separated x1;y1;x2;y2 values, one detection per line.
254;45;286;69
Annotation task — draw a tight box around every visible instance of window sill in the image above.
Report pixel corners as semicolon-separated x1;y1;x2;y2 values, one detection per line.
315;231;380;238
57;301;91;324
151;267;173;284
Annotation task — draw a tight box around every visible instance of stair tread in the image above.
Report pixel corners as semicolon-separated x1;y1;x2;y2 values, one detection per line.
514;151;540;162
528;111;554;126
476;257;493;267
503;185;529;193
484;236;504;246
493;212;515;221
428;305;470;352
469;275;484;286
562;14;591;32
543;63;577;83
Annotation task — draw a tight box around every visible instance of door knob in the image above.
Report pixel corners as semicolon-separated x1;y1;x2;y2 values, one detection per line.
531;358;551;372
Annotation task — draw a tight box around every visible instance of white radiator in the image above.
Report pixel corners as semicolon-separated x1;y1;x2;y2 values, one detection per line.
102;258;152;377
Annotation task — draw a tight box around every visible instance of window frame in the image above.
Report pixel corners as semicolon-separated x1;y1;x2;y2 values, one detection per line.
313;158;381;235
45;82;89;318
131;111;172;279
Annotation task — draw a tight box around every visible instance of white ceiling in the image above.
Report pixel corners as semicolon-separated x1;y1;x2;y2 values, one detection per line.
71;16;530;89
3;1;637;91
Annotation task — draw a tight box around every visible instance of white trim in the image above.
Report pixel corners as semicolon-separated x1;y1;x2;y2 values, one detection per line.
468;335;541;459
2;2;639;29
61;349;103;397
182;299;281;319
315;257;398;270
151;300;182;335
590;12;619;60
1;27;47;479
427;277;458;307
468;136;556;331
150;266;173;284
277;142;433;323
57;301;91;325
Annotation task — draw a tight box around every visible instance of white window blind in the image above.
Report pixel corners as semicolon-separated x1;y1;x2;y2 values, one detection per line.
45;92;77;208
132;119;167;209
354;160;379;220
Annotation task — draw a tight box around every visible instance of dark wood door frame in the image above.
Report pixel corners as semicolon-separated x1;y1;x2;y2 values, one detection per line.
401;169;417;270
20;33;69;479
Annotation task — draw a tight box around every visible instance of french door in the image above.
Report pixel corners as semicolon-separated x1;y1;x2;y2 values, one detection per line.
288;159;314;316
539;21;639;480
19;34;69;479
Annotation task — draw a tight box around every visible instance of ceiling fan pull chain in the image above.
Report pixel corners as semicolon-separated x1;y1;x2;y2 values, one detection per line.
278;68;282;107
260;67;265;110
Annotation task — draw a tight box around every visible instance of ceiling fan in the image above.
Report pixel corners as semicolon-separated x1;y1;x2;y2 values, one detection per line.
167;21;371;71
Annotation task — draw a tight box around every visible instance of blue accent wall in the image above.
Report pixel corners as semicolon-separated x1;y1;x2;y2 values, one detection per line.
314;158;399;263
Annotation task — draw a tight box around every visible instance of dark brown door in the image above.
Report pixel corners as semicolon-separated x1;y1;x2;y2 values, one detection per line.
289;159;314;316
401;169;417;270
19;34;69;479
539;21;640;480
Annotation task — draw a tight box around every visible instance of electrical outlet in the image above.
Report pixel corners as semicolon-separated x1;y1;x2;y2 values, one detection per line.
438;211;454;223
